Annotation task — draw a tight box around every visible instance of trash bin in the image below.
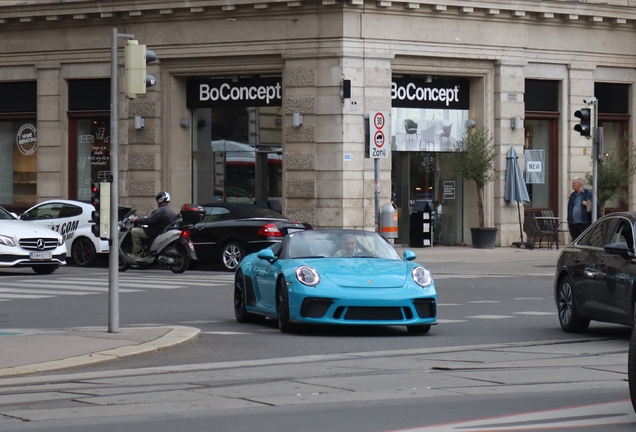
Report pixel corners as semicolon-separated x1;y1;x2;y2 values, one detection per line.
409;201;432;247
380;202;398;239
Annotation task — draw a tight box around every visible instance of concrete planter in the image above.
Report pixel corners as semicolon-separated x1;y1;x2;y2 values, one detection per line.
470;227;498;249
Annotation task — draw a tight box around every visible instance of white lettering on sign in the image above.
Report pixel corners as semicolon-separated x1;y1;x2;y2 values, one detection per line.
16;123;37;156
199;82;282;105
391;83;460;106
527;161;542;172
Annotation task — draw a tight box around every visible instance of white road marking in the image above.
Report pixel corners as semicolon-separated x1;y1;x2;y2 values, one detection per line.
465;315;514;320
436;319;468;323
201;331;252;335
395;400;636;431
513;311;556;316
467;300;500;304
0;293;53;299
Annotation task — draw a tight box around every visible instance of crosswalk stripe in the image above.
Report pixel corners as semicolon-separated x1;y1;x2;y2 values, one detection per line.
0;293;53;299
0;288;91;296
4;283;140;293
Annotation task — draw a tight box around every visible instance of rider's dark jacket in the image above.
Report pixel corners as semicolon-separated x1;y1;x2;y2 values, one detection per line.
135;203;178;238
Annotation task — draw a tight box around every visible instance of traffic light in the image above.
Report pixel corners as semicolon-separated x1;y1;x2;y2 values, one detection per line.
124;39;157;99
574;106;593;137
90;183;100;237
90;182;111;239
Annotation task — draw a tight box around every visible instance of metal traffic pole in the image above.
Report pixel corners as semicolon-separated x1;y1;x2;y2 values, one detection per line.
109;29;134;333
109;28;119;333
590;98;598;223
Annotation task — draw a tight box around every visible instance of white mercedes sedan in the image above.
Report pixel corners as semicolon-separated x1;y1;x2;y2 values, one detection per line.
0;205;66;274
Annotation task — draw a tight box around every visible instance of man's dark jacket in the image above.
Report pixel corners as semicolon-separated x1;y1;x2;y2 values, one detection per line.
136;203;178;237
567;188;593;225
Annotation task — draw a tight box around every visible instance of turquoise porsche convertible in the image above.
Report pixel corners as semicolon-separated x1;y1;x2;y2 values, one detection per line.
234;229;438;334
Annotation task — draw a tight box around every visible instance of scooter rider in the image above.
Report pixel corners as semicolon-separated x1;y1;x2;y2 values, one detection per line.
127;191;178;258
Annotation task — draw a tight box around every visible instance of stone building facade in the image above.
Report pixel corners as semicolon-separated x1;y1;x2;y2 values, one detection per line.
0;0;634;246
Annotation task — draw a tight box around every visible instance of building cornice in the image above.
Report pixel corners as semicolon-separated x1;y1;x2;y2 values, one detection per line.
0;0;635;27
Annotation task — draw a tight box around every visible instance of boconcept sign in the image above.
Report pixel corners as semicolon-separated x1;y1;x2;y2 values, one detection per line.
187;77;282;108
391;77;469;110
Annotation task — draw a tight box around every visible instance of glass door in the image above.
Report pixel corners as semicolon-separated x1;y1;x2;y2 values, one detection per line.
69;115;111;201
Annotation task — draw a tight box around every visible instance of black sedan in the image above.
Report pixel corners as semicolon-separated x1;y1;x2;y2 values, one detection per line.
555;211;636;333
188;203;311;271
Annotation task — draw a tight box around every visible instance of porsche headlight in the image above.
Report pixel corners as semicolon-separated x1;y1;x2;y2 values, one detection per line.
295;266;320;286
412;266;432;287
0;234;16;247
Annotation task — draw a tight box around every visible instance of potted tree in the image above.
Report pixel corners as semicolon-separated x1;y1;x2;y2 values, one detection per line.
585;132;636;216
449;126;498;248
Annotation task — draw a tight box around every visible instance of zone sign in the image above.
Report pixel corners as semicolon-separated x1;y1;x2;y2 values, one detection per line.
368;111;389;159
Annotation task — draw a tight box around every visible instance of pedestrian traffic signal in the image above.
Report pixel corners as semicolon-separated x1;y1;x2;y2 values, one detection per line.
90;182;111;239
90;183;101;237
124;39;157;99
574;107;592;137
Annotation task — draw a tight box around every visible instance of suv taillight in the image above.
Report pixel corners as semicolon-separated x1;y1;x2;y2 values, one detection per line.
258;222;282;237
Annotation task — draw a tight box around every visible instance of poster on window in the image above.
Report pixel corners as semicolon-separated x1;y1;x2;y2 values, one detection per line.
524;149;544;184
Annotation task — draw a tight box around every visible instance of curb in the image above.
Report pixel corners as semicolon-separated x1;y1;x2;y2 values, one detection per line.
0;326;201;378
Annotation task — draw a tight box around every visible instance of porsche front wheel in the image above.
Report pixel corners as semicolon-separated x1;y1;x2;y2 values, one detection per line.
277;278;294;333
235;271;250;322
407;325;431;335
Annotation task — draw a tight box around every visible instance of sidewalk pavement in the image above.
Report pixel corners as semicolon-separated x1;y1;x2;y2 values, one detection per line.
0;245;560;378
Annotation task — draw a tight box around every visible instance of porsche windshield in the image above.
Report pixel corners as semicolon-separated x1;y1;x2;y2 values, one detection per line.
286;230;401;260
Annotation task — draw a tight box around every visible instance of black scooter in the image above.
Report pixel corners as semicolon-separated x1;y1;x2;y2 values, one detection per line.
118;204;204;273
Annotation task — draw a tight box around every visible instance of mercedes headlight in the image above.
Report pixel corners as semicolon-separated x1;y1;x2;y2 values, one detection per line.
57;234;64;246
412;266;432;287
295;266;320;286
0;234;16;247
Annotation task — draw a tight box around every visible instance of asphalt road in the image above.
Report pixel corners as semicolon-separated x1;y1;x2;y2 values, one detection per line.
1;263;634;431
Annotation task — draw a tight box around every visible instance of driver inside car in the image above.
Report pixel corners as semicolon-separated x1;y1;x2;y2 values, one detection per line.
127;191;178;258
333;235;360;257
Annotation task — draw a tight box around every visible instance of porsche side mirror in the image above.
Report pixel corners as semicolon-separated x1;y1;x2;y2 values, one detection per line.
257;248;277;263
403;249;417;261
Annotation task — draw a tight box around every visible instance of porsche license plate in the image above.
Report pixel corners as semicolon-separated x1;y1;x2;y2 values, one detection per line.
30;252;52;260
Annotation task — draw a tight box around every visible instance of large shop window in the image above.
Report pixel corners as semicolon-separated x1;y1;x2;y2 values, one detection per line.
524;80;560;214
68;79;111;201
187;77;283;210
390;75;470;247
0;81;37;208
595;82;630;212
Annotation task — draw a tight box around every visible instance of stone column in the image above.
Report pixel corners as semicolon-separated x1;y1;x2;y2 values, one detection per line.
494;60;526;246
36;63;62;200
283;55;392;230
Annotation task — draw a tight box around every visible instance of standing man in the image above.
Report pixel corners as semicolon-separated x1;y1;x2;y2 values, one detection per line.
567;177;593;241
127;191;177;258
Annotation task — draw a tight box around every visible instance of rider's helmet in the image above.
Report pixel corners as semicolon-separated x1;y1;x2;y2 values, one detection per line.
156;191;171;205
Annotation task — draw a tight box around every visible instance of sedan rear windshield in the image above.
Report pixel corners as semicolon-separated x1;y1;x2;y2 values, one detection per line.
248;207;284;218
